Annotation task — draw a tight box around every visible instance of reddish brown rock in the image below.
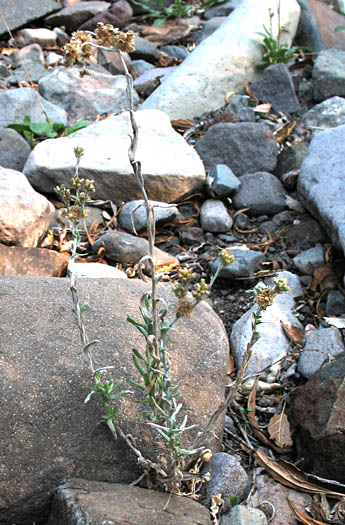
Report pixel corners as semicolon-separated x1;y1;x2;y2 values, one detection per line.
307;0;345;49
78;0;133;31
290;354;345;483
48;479;211;524
0;276;228;524
0;245;68;276
0;166;55;248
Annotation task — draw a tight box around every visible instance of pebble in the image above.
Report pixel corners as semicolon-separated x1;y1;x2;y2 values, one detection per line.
325;290;345;316
207;164;241;198
292;244;325;275
118;199;178;234
201;452;248;513
210;248;264;278
298;327;345;379
232;172;287;217
222;505;267;525
200;199;233;233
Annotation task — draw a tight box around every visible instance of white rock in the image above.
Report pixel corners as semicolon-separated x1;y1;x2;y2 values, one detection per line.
140;0;300;119
24;110;206;204
73;263;126;279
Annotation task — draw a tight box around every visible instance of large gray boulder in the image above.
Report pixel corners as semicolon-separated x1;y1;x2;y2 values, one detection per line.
0;0;60;37
297;124;345;255
24;110;206;204
0;276;228;524
139;0;300;119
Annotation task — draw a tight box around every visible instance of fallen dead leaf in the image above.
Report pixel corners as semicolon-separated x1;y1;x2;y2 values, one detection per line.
267;405;293;450
309;264;337;292
281;321;304;347
255;449;345;499
254;102;272;114
288;497;327;525
227;353;235;375
274;118;298;143
245;82;259;105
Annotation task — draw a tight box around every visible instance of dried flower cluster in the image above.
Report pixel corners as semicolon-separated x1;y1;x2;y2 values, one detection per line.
63;24;135;67
255;277;289;310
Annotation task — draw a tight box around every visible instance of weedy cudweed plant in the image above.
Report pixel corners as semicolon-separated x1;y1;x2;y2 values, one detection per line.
60;25;237;495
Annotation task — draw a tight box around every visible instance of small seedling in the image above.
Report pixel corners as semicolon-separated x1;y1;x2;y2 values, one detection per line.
131;0;194;26
8;115;92;148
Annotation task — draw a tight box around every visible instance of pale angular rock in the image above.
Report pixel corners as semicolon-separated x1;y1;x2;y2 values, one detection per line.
210;248;264;278
230;272;303;376
140;0;301;119
48;479;211;524
0;276;228;523
224;506;267;525
45;1;111;32
297;124;345;254
38;66;138;123
298;327;345;379
0;88;67;128
0;166;55;248
74;262;126;278
301;96;345;129
0;0;60;37
200;199;233;233
15;28;57;48
292;244;324;275
24;110;206;204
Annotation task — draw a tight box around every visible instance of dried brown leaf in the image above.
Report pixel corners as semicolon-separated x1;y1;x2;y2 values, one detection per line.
274;118;298;143
254;102;272;113
255;450;345;500
288;497;327;524
245;82;259;105
281;321;305;346
227;353;235;375
309;264;336;292
267;409;293;450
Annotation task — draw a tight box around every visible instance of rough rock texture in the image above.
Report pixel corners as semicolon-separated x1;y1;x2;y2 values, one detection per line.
118;200;178;234
24;110;206;204
200;199;233;233
201;452;248;513
195;123;278;175
0;127;31;171
301;96;345;129
0;0;60;37
290;354;345;483
0;166;55;248
0;245;68;276
255;474;312;525
298;327;345;379
0;276;228;524
232;172;287;216
45;1;111;32
313;48;345;101
92;230;178;268
15;28;57;48
38;67;138;123
230;272;303;376
47;479;211;524
78;0;133;31
140;0;300;119
297;124;345;254
0;88;67;128
250;63;301;114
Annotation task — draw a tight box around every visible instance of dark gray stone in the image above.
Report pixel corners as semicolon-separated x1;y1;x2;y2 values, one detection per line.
295;0;324;53
251;63;301;114
160;45;189;60
325;290;345;316
118;199;178;234
6;61;48;85
297;124;345;254
298;328;345;379
131;59;155;77
0;0;60;37
232;172;287;217
0;127;31;171
0;62;9;78
210;248;264;278
275;142;308;178
207;164;241;197
195;123;278;175
193;17;227;45
313;48;345;101
201;452;248;512
226;94;255;122
203;0;242;20
292;245;325;275
45;1;111;32
301;96;345;130
133;66;176;97
78;0;133;31
284;220;328;250
129;36;160;64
